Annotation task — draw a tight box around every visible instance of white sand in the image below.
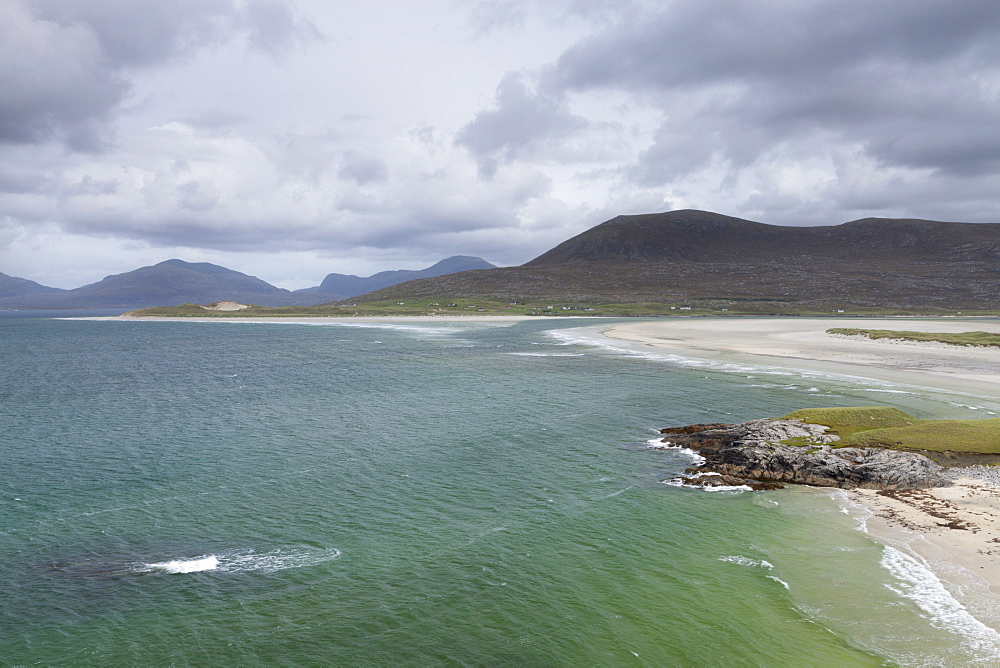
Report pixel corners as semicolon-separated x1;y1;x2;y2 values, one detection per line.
82;314;540;323
601;317;1000;397
850;479;1000;598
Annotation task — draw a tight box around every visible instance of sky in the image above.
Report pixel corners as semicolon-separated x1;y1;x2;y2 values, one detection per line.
2;0;999;290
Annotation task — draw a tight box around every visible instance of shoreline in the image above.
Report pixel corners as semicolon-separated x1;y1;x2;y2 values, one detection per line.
595;317;1000;630
599;317;1000;398
844;476;1000;632
73;314;542;323
849;475;1000;589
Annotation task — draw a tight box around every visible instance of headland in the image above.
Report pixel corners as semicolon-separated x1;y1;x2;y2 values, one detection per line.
607;317;1000;623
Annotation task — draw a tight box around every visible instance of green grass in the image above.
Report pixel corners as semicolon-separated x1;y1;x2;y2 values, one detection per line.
827;328;1000;348
844;420;1000;452
125;299;777;318
781;406;1000;453
128;299;1000;319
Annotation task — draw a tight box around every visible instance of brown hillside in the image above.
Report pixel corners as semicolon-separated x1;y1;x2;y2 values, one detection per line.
348;210;1000;310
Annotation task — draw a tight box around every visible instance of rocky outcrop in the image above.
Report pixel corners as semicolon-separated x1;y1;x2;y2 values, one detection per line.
658;418;952;490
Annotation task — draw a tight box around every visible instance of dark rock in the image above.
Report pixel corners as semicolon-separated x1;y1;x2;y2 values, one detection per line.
658;418;952;490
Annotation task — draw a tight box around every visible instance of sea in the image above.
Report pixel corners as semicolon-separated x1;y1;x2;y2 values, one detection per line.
3;313;1000;666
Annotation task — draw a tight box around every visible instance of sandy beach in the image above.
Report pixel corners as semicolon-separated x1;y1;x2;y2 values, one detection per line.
600;317;1000;627
83;314;540;323
600;317;1000;397
851;476;1000;587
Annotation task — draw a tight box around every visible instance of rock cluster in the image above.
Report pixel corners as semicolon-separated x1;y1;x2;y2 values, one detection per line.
659;418;952;491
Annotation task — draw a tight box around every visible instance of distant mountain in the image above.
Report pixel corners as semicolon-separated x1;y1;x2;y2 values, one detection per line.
0;259;302;310
0;272;64;300
0;255;500;310
298;256;496;299
350;210;1000;311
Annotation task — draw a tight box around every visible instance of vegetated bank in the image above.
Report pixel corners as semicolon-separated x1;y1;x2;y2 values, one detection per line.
656;407;1000;491
828;328;1000;348
123;299;1000;319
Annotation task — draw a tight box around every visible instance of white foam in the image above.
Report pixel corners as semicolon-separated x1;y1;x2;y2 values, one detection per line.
661;477;752;493
504;352;585;357
140;546;341;575
646;437;706;465
147;555;219;573
721;556;788;588
880;546;1000;659
719;555;775;569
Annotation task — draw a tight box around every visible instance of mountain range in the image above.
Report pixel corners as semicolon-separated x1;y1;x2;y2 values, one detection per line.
0;256;495;310
4;210;998;311
355;210;1000;311
299;256;495;297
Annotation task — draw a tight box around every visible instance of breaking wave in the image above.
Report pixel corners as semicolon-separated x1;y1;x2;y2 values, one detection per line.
136;546;342;575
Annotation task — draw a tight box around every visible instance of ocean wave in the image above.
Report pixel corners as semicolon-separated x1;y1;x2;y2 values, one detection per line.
880;546;1000;660
719;556;788;588
145;555;220;573
503;352;586;357
661;477;752;493
718;555;775;569
646;437;706;465
139;546;342;575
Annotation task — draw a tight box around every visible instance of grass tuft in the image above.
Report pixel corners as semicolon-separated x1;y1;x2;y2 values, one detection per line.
781;406;1000;453
827;328;1000;348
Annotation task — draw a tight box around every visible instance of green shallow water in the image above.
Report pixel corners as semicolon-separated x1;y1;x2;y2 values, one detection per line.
2;317;999;665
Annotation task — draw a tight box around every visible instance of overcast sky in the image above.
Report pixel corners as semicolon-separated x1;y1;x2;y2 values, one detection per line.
2;0;999;289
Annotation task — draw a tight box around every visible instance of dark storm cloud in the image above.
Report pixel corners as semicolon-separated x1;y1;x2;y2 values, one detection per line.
0;0;318;150
456;71;589;177
543;0;1000;184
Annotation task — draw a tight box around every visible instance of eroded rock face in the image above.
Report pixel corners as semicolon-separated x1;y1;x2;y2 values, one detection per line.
659;418;952;490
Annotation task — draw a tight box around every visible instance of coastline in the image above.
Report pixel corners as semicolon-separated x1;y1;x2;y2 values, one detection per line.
596;317;1000;630
600;317;1000;397
75;314;541;323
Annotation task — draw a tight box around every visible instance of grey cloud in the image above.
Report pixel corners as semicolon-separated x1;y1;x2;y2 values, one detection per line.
338;151;388;186
543;0;1000;183
176;181;218;212
1;0;319;150
0;1;125;149
456;71;588;177
241;0;324;55
65;176;119;197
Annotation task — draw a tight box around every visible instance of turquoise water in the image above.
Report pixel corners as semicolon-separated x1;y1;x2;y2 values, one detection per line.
2;317;999;665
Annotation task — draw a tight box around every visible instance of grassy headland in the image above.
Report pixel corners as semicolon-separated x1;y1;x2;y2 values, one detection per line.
828;328;1000;347
783;406;1000;454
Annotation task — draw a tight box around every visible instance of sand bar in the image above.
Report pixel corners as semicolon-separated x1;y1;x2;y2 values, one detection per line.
601;317;1000;398
79;314;541;323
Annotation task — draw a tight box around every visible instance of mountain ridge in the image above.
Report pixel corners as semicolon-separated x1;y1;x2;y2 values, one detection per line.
352;210;1000;311
302;255;496;298
0;256;497;310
